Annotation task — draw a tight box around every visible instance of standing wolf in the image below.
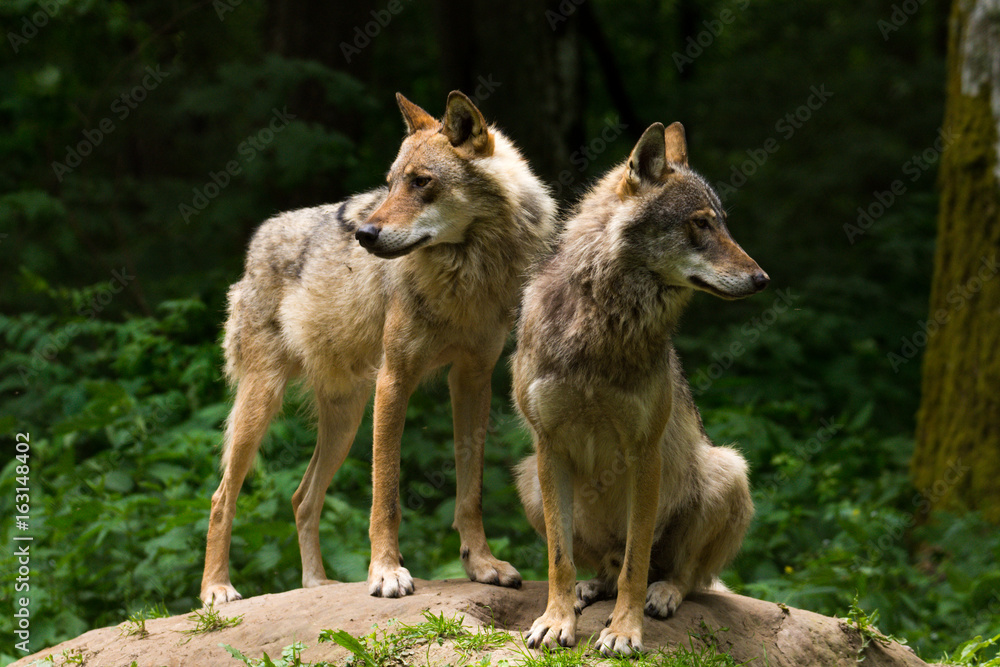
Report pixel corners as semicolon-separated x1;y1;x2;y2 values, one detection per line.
513;122;768;655
200;91;556;605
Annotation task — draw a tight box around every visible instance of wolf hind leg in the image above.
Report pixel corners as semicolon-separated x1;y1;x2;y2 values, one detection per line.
646;445;752;617
576;576;618;614
202;369;288;605
688;445;753;588
572;548;621;612
515;454;546;536
293;382;372;588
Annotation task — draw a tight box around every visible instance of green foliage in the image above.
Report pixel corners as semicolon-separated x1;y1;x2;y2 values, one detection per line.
511;640;594;667
118;603;169;639
942;634;1000;667
224;641;321;667
319;616;450;667
843;595;907;662
591;624;759;667
335;612;488;667
59;649;83;666
183;605;245;636
321;629;391;667
318;615;754;666
0;0;383;316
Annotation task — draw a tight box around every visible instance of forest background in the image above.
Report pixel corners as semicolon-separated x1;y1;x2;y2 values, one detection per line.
2;0;998;664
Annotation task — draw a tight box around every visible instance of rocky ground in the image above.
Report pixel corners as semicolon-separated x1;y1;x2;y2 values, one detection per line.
12;579;936;667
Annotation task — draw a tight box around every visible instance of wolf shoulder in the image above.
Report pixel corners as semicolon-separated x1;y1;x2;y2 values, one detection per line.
241;188;389;282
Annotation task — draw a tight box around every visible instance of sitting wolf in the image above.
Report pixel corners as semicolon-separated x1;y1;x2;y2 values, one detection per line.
513;122;768;655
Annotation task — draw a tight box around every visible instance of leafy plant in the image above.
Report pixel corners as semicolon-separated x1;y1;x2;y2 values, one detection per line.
223;641;329;667
319;611;512;667
842;595;906;662
183;605;244;636
119;602;169;638
321;623;420;667
942;634;1000;667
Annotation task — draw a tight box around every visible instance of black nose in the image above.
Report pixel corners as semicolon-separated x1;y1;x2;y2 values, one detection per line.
752;271;770;291
355;224;380;249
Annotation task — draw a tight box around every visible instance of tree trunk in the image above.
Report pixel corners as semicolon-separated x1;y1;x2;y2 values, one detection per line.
433;0;584;193
912;0;1000;522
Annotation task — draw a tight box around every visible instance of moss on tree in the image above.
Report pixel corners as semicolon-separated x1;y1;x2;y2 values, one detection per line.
913;0;1000;522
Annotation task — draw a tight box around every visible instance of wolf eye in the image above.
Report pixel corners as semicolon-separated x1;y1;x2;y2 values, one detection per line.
411;176;432;188
693;217;711;229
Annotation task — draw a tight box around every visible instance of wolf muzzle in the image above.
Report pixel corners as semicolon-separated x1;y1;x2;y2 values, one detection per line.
355;224;381;250
751;270;770;292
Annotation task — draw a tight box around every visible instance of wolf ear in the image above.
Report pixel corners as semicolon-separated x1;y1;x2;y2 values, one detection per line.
396;92;437;134
618;122;668;198
663;121;688;166
441;90;494;156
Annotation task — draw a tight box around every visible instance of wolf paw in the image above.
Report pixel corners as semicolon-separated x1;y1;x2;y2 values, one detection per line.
645;581;683;618
201;583;242;606
526;611;577;649
302;577;339;589
462;550;522;589
596;623;644;657
368;562;414;598
574;578;611;614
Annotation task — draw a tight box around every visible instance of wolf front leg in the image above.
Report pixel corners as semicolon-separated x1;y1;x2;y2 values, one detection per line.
449;357;522;589
597;442;662;657
368;364;419;598
526;440;578;649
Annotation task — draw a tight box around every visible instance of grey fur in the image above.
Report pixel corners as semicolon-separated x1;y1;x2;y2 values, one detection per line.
513;122;767;655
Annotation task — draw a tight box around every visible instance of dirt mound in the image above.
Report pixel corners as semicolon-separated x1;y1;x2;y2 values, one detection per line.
12;580;933;666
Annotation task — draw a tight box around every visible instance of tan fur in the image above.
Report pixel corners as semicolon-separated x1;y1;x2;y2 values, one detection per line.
201;91;557;605
513;123;767;655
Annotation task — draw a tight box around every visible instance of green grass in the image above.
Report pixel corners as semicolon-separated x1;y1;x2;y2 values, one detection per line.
26;649;85;667
224;612;763;667
119;602;170;638
183;605;245;637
